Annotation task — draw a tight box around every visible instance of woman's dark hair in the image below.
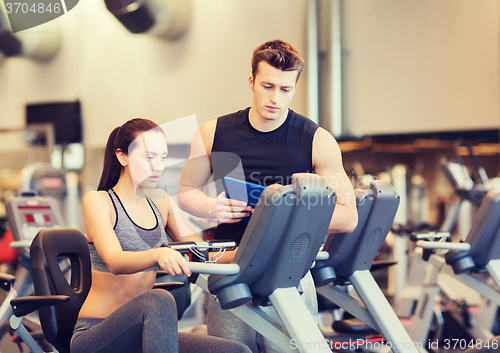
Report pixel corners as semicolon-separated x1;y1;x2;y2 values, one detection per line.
97;118;163;191
251;39;305;83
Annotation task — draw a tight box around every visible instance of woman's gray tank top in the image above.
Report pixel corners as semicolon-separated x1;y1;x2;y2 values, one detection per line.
89;189;171;272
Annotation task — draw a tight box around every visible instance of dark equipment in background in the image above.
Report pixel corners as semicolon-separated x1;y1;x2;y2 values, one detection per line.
105;0;157;33
104;0;192;40
0;9;21;56
26;101;82;145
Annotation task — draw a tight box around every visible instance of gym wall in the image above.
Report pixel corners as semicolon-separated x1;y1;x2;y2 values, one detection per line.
341;0;500;136
0;0;309;149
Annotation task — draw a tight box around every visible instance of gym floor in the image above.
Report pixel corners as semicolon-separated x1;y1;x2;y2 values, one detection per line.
0;288;473;353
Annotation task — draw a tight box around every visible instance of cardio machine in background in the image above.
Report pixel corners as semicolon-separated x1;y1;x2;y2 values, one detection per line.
392;139;490;309
0;162;69;351
439;139;490;241
408;187;500;345
19;162;81;230
390;139;499;349
0;191;65;351
312;181;437;352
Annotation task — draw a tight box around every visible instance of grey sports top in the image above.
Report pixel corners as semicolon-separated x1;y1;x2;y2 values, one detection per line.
89;189;171;272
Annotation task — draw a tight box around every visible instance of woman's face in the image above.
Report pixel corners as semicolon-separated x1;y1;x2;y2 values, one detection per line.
127;130;168;189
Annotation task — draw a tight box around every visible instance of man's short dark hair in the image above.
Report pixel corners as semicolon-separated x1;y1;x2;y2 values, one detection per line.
251;39;305;83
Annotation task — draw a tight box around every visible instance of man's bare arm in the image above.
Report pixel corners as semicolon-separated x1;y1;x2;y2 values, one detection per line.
313;128;358;234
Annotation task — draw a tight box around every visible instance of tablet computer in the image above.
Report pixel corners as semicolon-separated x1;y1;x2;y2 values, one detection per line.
223;177;266;223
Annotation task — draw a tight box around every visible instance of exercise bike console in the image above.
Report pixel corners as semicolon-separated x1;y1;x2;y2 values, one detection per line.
6;191;65;247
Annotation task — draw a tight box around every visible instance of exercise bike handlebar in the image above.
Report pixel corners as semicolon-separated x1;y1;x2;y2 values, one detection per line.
415;240;471;252
315;251;329;261
162;240;240;275
409;231;450;241
163;240;328;274
187;262;240;275
10;240;32;249
391;224;450;242
161;240;237;254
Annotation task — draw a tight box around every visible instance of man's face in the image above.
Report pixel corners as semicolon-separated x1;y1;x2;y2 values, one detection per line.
249;61;298;122
127;130;168;190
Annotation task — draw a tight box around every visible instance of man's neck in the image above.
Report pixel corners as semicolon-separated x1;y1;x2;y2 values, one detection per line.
248;107;289;132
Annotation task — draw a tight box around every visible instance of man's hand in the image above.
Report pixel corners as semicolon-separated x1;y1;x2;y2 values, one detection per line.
213;191;253;224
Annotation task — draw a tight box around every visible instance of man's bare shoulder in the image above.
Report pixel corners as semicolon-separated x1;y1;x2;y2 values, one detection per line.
195;119;217;155
199;119;217;137
313;127;339;147
312;127;344;170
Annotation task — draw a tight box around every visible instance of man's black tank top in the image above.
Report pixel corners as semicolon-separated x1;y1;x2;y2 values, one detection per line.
211;107;319;244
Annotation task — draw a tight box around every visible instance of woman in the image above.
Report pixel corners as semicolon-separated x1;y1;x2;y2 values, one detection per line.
71;118;251;353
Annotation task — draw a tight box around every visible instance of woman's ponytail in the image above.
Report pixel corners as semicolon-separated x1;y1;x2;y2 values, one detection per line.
97;127;121;191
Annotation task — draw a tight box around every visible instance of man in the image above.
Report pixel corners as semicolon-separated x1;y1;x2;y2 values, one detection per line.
178;39;358;353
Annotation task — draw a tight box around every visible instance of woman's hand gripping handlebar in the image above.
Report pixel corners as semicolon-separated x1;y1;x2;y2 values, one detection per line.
161;240;240;276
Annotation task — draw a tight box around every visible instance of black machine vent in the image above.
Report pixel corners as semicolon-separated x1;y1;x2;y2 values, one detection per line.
289;233;311;263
